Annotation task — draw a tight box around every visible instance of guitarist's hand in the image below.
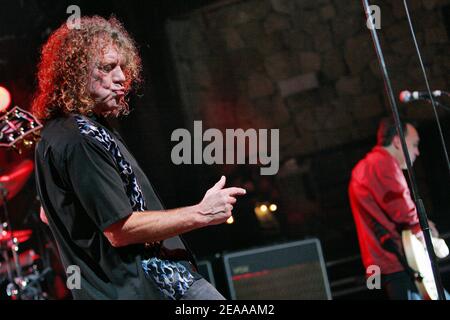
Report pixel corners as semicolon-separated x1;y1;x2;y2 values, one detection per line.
415;231;426;247
428;220;449;259
413;220;439;246
415;227;449;258
198;176;246;226
428;220;439;238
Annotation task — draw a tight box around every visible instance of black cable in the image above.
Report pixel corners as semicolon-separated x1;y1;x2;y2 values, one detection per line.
403;0;450;178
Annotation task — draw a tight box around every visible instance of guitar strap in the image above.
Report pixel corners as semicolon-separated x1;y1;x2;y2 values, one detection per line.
381;236;421;282
363;210;420;282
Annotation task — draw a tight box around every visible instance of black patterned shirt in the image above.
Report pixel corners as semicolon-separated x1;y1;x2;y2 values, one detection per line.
35;114;201;300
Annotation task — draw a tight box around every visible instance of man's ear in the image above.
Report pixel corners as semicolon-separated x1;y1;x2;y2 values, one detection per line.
392;135;402;150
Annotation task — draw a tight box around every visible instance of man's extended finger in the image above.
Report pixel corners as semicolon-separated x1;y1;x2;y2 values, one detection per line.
211;176;226;191
228;196;237;204
223;187;246;196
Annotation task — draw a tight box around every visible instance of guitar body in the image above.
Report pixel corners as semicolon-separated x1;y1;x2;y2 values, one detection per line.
402;230;441;300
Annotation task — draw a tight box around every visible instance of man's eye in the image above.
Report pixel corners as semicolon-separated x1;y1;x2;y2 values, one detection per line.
100;64;114;72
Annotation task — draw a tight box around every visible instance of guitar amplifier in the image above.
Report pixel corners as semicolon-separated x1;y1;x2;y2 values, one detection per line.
223;239;332;300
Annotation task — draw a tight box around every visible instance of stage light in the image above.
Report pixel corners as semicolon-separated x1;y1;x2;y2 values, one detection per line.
269;204;277;212
255;203;270;219
226;216;234;224
0;86;11;112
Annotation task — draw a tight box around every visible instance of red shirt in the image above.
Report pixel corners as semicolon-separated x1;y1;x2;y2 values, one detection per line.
349;146;421;275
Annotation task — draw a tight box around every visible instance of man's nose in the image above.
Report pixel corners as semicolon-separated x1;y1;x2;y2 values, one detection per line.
113;66;126;84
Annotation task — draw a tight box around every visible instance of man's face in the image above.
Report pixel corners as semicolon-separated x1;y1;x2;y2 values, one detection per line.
399;124;420;169
88;45;126;116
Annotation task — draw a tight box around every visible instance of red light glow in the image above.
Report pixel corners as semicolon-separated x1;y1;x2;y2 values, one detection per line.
0;86;11;112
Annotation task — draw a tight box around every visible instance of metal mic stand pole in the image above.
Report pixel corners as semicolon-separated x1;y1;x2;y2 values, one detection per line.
362;0;446;300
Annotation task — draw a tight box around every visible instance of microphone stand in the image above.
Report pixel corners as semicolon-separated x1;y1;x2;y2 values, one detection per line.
362;0;446;300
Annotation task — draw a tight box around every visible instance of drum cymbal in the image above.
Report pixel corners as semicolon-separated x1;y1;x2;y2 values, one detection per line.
0;159;34;204
0;229;32;245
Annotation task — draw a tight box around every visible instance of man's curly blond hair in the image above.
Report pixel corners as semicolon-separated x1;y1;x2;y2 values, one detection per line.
32;16;142;121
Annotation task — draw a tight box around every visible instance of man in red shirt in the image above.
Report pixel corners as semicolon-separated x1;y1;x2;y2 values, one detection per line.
349;117;443;299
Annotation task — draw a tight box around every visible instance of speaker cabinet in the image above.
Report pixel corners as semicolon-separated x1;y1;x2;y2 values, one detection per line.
223;239;331;300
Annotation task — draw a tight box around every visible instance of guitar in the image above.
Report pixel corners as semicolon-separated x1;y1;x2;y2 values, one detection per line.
0;106;43;152
402;230;449;300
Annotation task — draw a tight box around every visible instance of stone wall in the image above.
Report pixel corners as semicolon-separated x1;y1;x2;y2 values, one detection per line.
168;0;449;156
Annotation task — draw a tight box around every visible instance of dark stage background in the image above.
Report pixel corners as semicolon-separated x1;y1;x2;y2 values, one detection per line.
1;0;450;299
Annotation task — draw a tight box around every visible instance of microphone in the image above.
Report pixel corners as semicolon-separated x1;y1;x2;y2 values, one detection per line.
399;90;444;103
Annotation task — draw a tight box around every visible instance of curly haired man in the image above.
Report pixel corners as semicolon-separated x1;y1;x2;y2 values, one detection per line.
33;16;245;300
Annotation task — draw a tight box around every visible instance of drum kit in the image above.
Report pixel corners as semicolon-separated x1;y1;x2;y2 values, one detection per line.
0;159;52;300
0;107;53;300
